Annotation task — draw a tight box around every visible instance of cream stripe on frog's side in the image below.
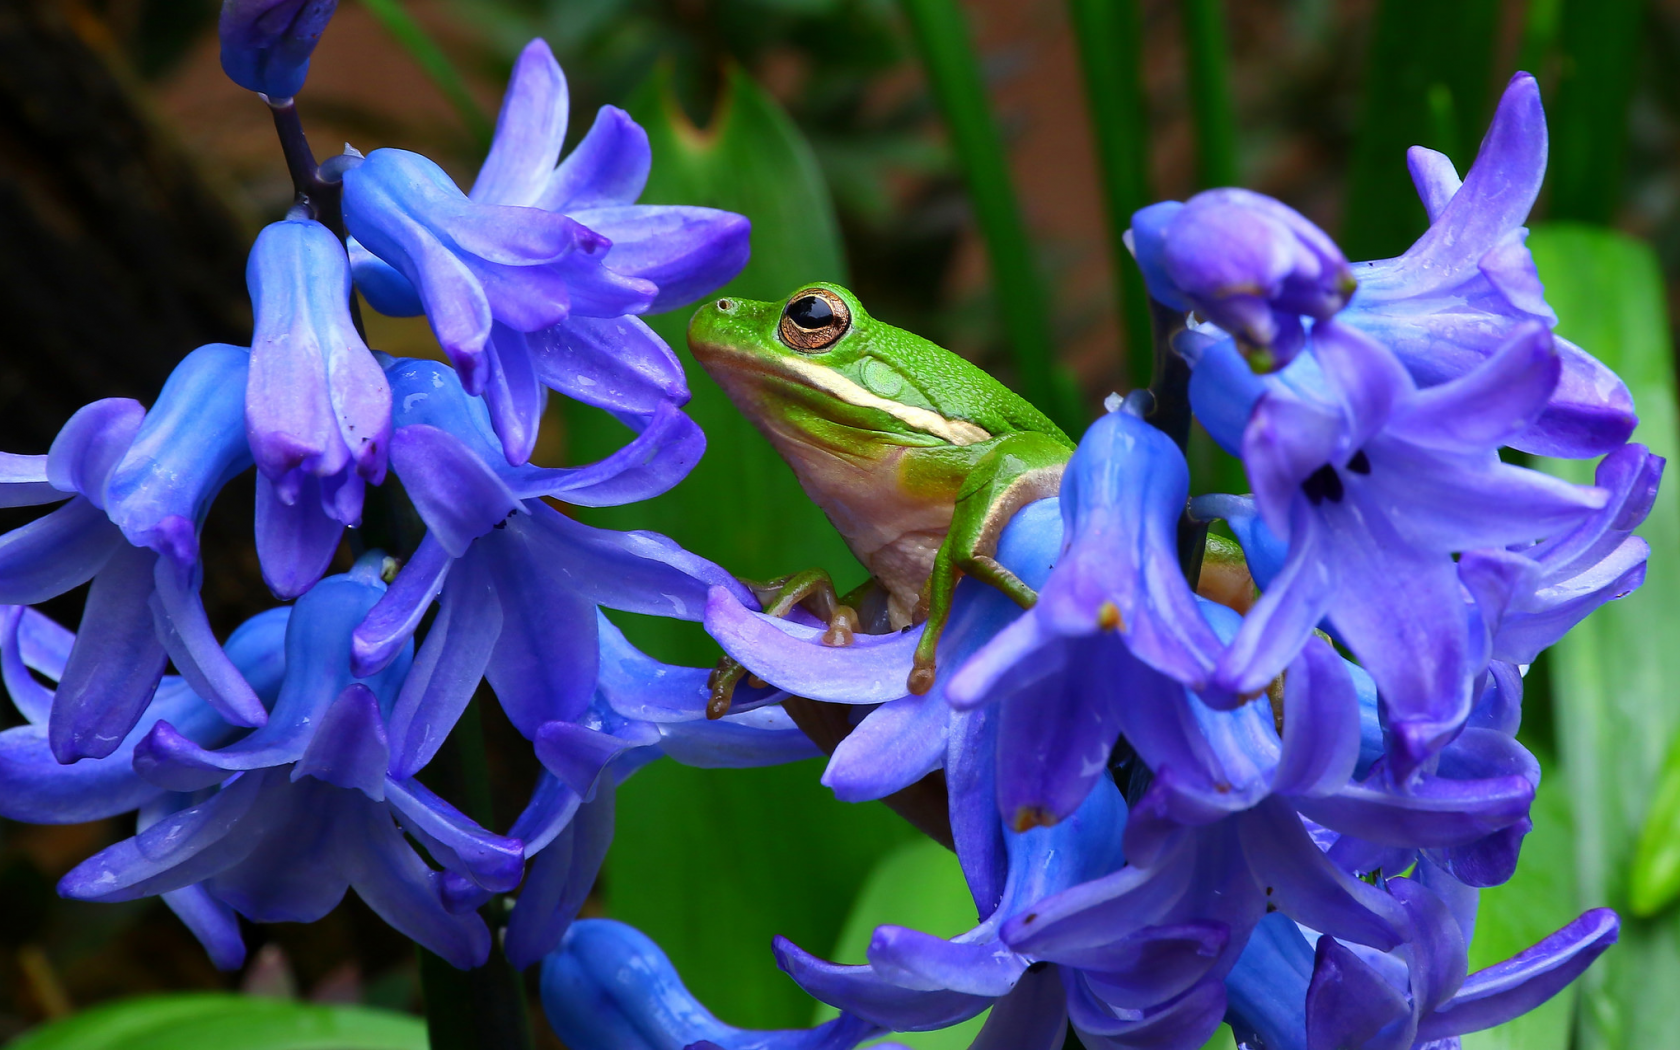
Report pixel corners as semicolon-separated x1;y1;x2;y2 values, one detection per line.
776;356;992;447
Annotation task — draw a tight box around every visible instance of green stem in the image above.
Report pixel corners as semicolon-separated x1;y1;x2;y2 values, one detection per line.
1181;0;1238;190
899;0;1076;431
418;937;532;1050
415;696;532;1050
355;0;494;149
1064;0;1153;392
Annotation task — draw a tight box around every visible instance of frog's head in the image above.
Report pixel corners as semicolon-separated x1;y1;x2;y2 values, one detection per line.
688;283;987;447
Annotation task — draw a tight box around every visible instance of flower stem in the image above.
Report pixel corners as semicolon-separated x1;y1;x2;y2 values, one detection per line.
417;696;534;1050
418;937;533;1050
1064;0;1154;393
1142;299;1207;585
265;96;366;338
898;0;1078;433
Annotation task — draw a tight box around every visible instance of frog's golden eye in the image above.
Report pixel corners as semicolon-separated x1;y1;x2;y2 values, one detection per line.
779;289;851;352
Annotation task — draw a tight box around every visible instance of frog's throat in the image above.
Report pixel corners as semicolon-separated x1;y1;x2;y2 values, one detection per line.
705;345;993;447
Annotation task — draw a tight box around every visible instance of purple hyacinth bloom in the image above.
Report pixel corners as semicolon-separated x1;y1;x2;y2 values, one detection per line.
349;357;746;773
219;0;338;98
59;555;521;970
1227;872;1618;1050
486;613;818;968
0;345;269;762
946;404;1226;829
1339;73;1636;459
1461;440;1661;666
1203;318;1603;778
542;919;879;1050
0;604;288;970
344;39;748;464
774;775;1235;1050
1130;189;1354;368
246;213;391;598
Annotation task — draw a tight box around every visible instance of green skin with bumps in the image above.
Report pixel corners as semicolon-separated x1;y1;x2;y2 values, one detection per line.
688;282;1076;703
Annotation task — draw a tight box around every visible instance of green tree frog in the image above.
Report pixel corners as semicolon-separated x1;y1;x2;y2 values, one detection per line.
689;283;1077;714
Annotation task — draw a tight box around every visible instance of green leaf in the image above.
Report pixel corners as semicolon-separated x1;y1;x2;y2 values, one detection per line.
1630;729;1680;916
606;759;919;1028
812;837;988;1047
7;993;426;1050
897;0;1080;431
1065;0;1154;391
1462;769;1578;1050
1341;0;1501;261
582;64;921;1029
1528;222;1680;1050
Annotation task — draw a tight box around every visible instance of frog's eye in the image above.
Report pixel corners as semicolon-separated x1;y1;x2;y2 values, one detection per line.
779;289;852;352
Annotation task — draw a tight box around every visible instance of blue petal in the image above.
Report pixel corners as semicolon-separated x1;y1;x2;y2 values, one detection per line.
470;39;568;208
47;399;144;507
48;542;168;762
506;791;615;969
543;919;881;1049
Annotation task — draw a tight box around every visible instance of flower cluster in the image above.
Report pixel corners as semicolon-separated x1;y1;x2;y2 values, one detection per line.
0;15;1648;1050
0;23;763;977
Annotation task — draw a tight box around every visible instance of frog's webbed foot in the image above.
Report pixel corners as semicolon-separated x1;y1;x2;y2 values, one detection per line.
709;568;856;720
707;659;747;720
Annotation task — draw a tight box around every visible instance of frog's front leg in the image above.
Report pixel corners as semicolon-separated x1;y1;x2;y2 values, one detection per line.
707;568;862;719
907;432;1069;695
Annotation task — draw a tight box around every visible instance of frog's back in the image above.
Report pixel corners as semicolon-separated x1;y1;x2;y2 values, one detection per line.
849;321;1077;449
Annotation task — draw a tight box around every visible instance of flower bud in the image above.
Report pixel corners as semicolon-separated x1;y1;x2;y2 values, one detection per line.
219;0;338;99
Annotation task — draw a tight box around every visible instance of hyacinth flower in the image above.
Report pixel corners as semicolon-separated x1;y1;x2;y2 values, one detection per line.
542;919;879;1050
350;356;751;774
1129;189;1354;369
1228;877;1618;1050
0;604;287;969
1460;440;1661;667
219;0;338;98
246;211;391;598
1193;319;1603;777
774;775;1242;1050
484;613;819;967
344;38;749;463
0;344;270;762
1338;73;1635;459
54;555;521;970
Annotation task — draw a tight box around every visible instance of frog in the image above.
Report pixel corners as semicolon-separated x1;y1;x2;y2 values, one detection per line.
688;282;1077;717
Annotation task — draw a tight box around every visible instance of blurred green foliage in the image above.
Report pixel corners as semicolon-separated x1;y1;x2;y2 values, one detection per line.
1532;224;1680;1050
7;994;426;1050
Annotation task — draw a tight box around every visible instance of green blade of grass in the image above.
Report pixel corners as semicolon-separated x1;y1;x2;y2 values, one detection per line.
1065;0;1155;392
898;0;1080;431
1341;0;1500;261
1181;0;1238;190
1529;223;1680;1050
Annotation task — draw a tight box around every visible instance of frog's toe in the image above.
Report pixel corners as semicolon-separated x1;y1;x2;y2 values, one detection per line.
822;604;859;647
906;660;937;696
707;659;747;719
